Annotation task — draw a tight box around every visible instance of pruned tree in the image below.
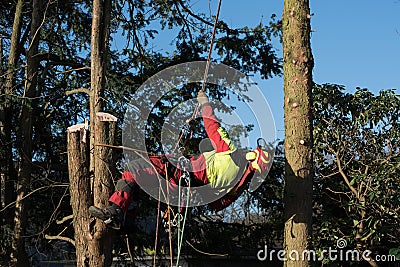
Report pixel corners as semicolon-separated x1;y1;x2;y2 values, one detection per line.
67;123;90;266
88;0;115;265
67;112;117;266
282;0;314;266
66;0;115;265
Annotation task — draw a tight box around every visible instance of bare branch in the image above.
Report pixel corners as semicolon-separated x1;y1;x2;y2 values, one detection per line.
318;171;340;180
335;152;360;199
325;187;350;204
58;66;90;75
45;234;75;247
177;0;267;34
177;0;216;28
326;187;346;195
363;175;374;198
65;87;91;96
27;0;51;52
56;215;73;225
0;184;68;212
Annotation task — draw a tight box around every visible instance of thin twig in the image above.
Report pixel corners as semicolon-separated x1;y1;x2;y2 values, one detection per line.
185;240;228;257
0;184;68;212
335;152;359;199
27;0;51;52
45;234;75;246
58;66;90;75
56;215;74;225
125;235;135;266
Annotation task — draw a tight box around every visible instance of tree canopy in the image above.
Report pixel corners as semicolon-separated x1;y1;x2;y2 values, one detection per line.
0;1;398;266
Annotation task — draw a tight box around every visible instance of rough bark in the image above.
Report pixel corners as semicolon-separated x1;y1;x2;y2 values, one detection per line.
67;124;91;266
0;36;3;211
68;115;117;267
89;0;111;173
11;0;41;265
1;0;23;227
282;0;314;266
89;113;117;266
87;0;114;265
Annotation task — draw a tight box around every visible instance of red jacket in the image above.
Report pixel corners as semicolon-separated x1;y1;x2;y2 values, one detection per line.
191;103;255;211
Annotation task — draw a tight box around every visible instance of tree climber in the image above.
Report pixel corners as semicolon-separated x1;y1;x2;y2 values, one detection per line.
89;91;271;229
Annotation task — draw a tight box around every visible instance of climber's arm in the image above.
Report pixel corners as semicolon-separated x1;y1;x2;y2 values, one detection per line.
197;92;235;153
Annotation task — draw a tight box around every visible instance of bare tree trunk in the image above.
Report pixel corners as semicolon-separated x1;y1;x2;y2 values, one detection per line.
90;112;117;266
11;0;41;265
89;0;111;173
0;36;5;218
67;114;116;266
0;36;3;212
1;0;23;228
87;0;114;265
67;124;91;266
282;0;314;266
67;0;114;265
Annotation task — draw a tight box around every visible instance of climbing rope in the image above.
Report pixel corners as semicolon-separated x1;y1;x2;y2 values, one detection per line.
173;0;222;153
163;163;174;267
156;163;174;267
175;157;191;267
154;1;223;266
172;1;222;266
153;185;161;267
201;0;222;93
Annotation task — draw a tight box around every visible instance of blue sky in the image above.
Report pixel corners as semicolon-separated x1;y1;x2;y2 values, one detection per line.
122;1;400;142
212;0;400;137
217;0;400;90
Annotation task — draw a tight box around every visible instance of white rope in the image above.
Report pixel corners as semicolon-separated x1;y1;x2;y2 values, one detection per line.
175;168;191;267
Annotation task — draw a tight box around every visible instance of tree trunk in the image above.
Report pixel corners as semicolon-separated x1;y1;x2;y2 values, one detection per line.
355;198;378;267
0;36;3;212
89;113;117;266
68;118;116;267
1;0;23;228
11;0;41;265
89;0;111;173
282;0;314;266
67;124;91;266
88;0;113;264
66;0;114;265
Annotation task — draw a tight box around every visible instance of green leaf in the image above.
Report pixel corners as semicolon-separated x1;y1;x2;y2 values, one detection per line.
389;248;400;260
